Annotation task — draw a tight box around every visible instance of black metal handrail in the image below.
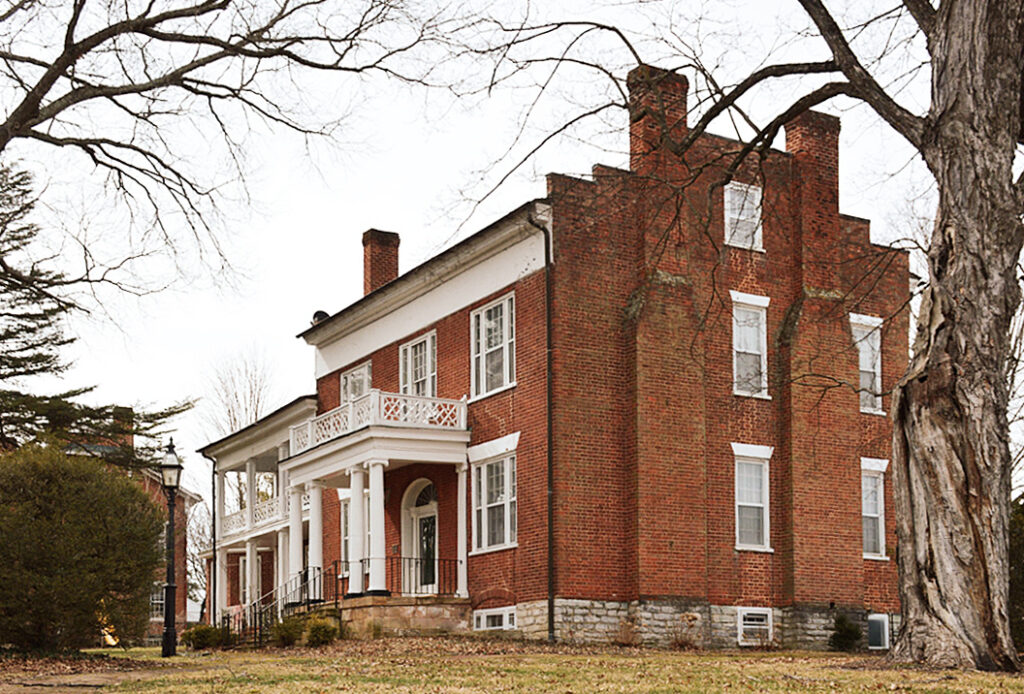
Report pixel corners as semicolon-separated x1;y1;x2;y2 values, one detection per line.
385;556;460;596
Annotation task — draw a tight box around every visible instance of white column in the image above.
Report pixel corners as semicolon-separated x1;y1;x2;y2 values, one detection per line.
215;547;228;620
307;483;323;599
245;459;256;528
278;469;289;521
457;463;469;598
276;528;289;617
245;539;257;605
348;467;366;595
367;459;388;594
288;485;303;580
276;529;288;588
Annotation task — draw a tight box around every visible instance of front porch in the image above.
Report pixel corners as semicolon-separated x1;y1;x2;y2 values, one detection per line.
210;389;473;639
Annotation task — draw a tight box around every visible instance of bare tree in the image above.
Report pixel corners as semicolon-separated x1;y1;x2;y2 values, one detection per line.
466;0;1023;671
201;349;278;509
0;0;451;294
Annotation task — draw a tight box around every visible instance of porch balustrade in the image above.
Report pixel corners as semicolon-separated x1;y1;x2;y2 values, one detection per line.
288;390;467;455
220;491;309;541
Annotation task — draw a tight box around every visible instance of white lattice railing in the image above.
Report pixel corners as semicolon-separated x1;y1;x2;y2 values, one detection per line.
289;390;467;455
253;497;279;526
223;510;246;536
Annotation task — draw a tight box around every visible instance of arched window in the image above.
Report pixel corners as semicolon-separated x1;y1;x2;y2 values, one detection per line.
415;483;437;507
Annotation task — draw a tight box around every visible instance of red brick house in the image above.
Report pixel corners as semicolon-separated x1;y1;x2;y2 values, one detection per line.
200;65;908;648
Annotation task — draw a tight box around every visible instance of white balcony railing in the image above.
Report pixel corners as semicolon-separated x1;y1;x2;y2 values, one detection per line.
253;496;279;525
288;390;467;455
223;510;246;535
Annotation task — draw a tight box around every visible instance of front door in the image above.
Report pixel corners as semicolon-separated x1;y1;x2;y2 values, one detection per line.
411;507;437;593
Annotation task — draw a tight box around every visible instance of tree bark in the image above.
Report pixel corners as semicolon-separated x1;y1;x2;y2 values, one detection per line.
891;0;1023;671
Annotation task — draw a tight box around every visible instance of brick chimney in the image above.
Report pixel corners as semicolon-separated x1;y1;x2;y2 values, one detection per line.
785;110;841;291
362;229;400;295
627;64;689;175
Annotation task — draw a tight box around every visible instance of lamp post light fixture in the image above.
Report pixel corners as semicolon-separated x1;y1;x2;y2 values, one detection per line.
159;439;183;658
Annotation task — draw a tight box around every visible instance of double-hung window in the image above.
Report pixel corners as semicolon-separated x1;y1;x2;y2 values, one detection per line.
400;332;437;397
731;291;770;398
850;314;883;413
341;362;372;403
471;294;515;399
149;583;165;620
724;182;763;250
472;455;517;552
733;443;773;551
340;495;371;573
861;458;888;559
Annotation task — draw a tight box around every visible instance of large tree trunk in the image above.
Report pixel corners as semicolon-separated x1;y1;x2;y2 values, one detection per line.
891;2;1023;671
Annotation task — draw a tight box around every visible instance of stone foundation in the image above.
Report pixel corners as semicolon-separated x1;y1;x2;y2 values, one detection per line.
340;595;471;637
516;598;899;650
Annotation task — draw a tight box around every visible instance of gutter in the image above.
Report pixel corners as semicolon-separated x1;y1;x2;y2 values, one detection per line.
527;203;556;643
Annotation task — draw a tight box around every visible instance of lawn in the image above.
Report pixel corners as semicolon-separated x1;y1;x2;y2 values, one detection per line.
67;637;1024;693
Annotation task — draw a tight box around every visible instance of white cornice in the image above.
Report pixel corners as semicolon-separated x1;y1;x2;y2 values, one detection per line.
303;201;551;351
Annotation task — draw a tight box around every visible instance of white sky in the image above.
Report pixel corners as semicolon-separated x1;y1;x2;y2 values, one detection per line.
18;0;939;504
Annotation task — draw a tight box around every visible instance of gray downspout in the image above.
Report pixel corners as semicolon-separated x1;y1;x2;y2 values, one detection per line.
528;204;556;643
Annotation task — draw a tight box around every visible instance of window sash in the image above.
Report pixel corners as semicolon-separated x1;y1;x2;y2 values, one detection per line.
862;472;884;556
852;323;882;411
400;333;436;397
725;182;763;249
472;455;517;550
341;363;371;403
472;295;515;397
733;304;767;396
735;456;769;549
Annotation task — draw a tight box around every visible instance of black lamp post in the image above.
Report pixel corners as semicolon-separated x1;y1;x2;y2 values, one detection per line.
159;439;183;658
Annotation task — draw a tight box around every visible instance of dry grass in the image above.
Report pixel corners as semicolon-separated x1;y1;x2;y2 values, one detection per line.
47;637;1024;693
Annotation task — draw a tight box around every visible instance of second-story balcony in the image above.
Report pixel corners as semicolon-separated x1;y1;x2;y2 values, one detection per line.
220;490;309;542
288;390;467;456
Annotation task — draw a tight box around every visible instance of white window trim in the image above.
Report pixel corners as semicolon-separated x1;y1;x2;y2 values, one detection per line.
734;443;773;552
736;607;774;646
340;362;372;404
861;457;889;473
850;314;884;415
724;181;765;252
861;459;887;560
399;330;437;397
730;291;771;399
467;432;520;464
470;292;516;401
470;453;517;555
867;613;890;650
473;606;517;631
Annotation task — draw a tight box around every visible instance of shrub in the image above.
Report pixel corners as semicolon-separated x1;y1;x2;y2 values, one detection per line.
305;619;338;647
271;617;305;647
180;624;231;650
828;614;862;652
0;444;164;651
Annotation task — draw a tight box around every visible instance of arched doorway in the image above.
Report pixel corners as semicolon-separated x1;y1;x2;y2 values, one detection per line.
401;479;438;594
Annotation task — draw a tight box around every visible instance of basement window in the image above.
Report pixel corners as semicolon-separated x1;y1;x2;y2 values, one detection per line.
867;613;890;649
473;606;516;631
737;607;773;646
